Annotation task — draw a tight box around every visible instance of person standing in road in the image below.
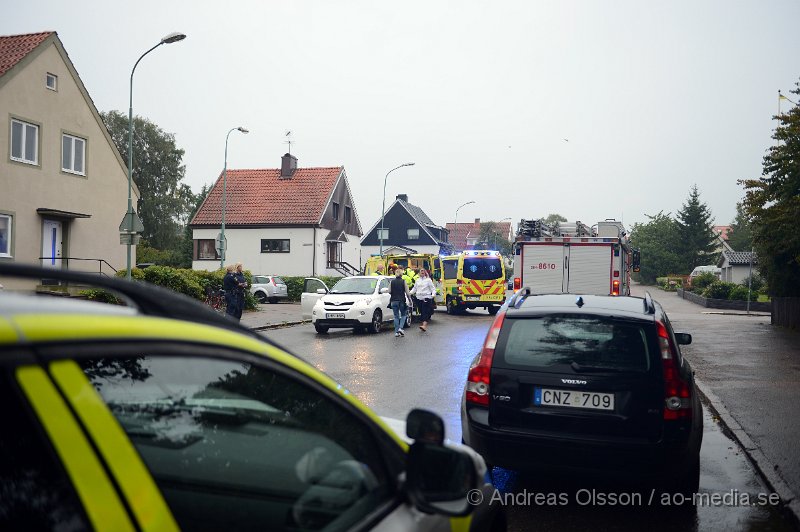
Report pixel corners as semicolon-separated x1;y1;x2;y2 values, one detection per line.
234;262;248;320
372;263;385;276
390;267;411;337
223;264;240;320
410;269;436;332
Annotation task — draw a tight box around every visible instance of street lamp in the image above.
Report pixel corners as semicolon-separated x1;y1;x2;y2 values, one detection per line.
220;126;249;269
452;201;476;252
494;217;512;249
123;32;186;280
379;162;415;255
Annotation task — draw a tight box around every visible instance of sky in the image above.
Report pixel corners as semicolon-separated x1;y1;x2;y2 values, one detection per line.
4;1;800;234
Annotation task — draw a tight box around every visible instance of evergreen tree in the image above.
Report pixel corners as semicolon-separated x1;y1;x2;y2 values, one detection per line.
675;185;718;271
630;212;683;284
740;78;800;297
727;202;753;252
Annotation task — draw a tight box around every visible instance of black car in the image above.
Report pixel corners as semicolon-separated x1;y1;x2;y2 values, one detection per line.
461;289;702;494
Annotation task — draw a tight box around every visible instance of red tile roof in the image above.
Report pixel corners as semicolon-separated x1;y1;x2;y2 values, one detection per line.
191;167;343;226
0;32;53;77
445;220;512;250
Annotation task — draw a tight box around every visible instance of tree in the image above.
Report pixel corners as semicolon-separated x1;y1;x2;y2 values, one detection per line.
740;78;800;297
630;211;683;284
675;185;718;271
101;110;195;251
544;213;567;225
727;202;753;252
478;222;513;256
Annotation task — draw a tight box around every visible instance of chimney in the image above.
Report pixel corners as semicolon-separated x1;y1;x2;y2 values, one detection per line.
280;153;297;178
474;218;480;224
396;194;408;202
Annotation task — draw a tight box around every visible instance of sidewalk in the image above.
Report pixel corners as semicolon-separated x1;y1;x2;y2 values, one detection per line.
634;285;800;522
239;301;307;330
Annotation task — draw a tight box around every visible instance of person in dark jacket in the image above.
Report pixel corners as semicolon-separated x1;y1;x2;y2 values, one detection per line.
389;268;411;337
234;262;248;319
223;264;240;320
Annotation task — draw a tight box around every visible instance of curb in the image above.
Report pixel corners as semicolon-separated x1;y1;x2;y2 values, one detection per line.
694;376;800;524
249;319;310;331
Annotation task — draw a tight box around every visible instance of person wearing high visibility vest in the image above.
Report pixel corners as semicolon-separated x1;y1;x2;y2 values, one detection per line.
372;263;385;275
402;267;418;289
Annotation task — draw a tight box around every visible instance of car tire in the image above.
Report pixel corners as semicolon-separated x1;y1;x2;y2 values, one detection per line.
369;310;382;334
314;324;329;334
256;292;268;304
268;297;278;304
488;305;499;316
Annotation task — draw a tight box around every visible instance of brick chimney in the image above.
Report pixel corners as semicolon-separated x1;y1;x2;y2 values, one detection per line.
280;153;297;178
396;194;408;202
474;218;480;224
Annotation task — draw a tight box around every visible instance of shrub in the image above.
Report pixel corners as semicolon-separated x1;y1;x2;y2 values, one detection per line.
740;275;765;293
79;289;122;305
702;281;736;300
691;272;717;291
728;285;758;301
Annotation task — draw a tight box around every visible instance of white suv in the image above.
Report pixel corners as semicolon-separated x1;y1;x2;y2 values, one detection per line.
302;275;410;334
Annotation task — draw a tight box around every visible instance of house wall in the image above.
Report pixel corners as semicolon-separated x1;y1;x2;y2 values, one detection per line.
0;40;131;289
319;173;361;236
360;204;438;248
722;265;752;284
360;244;442;261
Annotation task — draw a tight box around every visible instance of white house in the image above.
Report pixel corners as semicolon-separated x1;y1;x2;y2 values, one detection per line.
718;251;757;284
190;153;363;276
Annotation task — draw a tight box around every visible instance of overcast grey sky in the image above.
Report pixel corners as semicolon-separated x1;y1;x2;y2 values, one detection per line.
5;1;799;233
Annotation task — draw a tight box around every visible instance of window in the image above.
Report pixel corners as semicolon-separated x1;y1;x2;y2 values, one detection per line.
261;239;290;253
442;259;458;280
195;239;219;260
462;258;502;280
79;355;393;530
377;229;389;240
10;119;38;165
332;202;340;221
61;134;86;175
46;73;57;91
345;206;352;224
407;229;419;240
0;214;11;258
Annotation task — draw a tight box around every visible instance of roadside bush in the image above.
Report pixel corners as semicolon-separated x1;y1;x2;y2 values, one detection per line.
740;275;765;293
702;281;736;300
728;285;759;301
689;272;717;292
79;289;122;305
656;276;683;292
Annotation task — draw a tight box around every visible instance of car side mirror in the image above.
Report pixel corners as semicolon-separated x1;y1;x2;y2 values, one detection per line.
380;287;389;294
674;332;692;345
405;443;477;516
406;408;444;445
316;288;327;295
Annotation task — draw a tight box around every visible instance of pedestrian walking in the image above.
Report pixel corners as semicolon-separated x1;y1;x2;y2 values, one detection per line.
222;264;240;320
389;267;411;337
234;262;248;320
410;268;436;332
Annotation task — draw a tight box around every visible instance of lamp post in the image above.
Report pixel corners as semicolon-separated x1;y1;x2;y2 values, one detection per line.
494;217;512;249
124;32;186;280
379;162;415;255
453;200;476;251
219;127;249;269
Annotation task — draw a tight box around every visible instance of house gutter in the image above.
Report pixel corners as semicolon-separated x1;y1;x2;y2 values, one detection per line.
312;227;317;276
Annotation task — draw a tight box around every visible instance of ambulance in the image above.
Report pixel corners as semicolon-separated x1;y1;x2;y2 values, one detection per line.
440;250;506;315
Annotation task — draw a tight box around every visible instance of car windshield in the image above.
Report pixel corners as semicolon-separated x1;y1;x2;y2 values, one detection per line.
500;315;651;372
462;258;503;280
330;277;378;295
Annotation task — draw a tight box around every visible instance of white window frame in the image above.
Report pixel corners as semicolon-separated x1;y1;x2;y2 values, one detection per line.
407;228;419;240
62;133;86;175
10;119;39;165
377;229;389;240
46;72;58;91
0;214;12;258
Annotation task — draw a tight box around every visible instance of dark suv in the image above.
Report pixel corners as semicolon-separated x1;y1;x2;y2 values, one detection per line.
461;289;702;493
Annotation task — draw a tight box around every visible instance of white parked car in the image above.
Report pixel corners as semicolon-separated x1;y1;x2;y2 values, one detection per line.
302;275;410;334
250;275;288;304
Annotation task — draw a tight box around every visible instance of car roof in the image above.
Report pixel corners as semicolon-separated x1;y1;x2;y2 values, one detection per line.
505;291;657;321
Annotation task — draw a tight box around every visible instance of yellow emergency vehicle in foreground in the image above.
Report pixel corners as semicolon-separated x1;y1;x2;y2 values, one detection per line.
440;250;506;315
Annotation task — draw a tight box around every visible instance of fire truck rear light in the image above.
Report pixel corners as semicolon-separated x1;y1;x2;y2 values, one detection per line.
612;280;620;296
613;270;619;277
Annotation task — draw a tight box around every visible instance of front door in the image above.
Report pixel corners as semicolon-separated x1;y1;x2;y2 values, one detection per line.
41;220;63;269
326;241;341;268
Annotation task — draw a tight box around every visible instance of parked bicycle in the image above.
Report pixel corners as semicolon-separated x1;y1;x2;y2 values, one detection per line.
204;287;226;313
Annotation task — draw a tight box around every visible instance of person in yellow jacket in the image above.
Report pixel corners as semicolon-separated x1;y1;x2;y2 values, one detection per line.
372;263;385;275
402;267;418;289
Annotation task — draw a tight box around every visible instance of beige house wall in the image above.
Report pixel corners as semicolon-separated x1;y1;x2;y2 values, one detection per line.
0;38;133;289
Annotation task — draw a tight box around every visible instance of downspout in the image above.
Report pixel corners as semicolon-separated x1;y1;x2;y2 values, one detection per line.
312;227;317;276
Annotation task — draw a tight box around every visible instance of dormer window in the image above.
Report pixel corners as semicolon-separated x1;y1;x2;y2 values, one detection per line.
46;73;57;91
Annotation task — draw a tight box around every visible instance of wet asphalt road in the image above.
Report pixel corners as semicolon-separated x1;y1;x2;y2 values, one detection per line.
261;302;797;531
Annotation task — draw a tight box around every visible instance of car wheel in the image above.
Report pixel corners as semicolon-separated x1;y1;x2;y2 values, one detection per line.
488;305;499;316
314;324;329;334
256;292;268;304
268;297;278;304
369;310;382;334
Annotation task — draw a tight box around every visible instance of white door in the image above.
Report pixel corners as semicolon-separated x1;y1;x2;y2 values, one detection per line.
41;220;63;269
301;277;329;319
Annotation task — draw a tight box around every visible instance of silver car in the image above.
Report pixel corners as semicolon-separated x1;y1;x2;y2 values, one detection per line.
250;275;288;304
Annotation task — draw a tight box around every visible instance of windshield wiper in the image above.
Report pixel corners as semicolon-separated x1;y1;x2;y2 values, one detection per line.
570;361;643;374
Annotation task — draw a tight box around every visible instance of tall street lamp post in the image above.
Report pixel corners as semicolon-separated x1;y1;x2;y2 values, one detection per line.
219;127;249;269
123;32;186;280
495;217;512;249
453;200;476;251
379;162;415;255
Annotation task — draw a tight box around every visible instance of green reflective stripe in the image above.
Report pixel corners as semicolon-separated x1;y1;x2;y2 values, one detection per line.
0;318;18;344
15;365;134;532
50;360;180;532
450;515;472;532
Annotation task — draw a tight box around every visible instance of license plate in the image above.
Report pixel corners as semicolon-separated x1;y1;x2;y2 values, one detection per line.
326;313;346;319
534;387;614;410
464;295;480;301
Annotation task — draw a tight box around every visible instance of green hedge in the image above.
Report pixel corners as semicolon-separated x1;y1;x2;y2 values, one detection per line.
702;281;735;300
728;285;759;302
656;276;684;292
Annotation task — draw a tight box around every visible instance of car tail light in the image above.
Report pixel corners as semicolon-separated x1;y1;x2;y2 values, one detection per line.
611;280;620;296
271;277;277;286
657;320;692;420
513;277;521;290
466;310;506;406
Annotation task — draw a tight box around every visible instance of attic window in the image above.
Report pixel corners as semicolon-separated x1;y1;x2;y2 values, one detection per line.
332;202;340;221
407;229;419;240
46;73;57;91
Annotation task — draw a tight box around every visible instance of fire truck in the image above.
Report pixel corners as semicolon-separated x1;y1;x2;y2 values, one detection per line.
510;218;640;296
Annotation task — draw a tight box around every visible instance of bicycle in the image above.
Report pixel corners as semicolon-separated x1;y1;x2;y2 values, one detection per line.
204;288;226;314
